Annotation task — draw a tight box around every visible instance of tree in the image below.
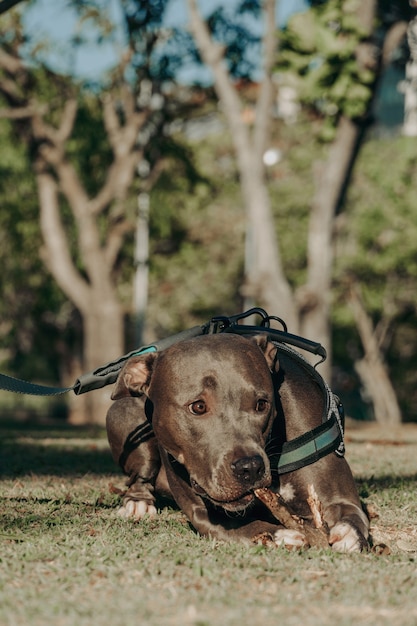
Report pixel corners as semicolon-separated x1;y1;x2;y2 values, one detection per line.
402;7;417;136
333;134;417;423
0;3;214;422
277;0;414;419
0;111;78;393
187;0;297;327
0;9;166;423
277;0;385;379
186;0;378;381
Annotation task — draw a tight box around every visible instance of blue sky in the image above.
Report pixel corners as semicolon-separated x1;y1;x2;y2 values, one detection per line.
22;0;308;82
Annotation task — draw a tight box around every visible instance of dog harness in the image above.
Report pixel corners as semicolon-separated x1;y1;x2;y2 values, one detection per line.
0;308;345;472
266;342;345;475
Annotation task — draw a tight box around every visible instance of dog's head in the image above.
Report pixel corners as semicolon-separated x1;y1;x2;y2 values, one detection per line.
112;334;279;512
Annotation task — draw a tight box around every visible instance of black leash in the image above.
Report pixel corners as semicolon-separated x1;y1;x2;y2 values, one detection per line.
0;324;207;397
0;374;74;397
0;308;326;397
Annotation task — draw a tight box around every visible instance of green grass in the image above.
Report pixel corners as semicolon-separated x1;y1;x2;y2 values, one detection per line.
1;420;417;626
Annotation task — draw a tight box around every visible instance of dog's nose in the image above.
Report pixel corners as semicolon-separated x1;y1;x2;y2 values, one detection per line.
231;455;265;484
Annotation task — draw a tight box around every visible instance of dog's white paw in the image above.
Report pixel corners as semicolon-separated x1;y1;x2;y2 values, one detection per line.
329;521;362;552
117;499;157;521
273;528;308;549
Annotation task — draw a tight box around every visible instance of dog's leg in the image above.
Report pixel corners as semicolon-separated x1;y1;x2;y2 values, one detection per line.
326;502;369;552
106;396;160;519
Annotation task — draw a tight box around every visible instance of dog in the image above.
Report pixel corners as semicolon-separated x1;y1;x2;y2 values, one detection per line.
106;333;369;551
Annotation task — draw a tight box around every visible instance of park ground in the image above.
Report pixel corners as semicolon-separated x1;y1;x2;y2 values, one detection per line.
1;418;417;626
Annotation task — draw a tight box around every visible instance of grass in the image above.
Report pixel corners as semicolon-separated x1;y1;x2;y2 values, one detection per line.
1;419;417;626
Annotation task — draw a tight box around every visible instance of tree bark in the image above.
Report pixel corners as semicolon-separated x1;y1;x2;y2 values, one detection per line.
298;116;360;380
34;143;126;424
297;0;379;381
348;283;402;425
187;0;297;326
403;16;417;137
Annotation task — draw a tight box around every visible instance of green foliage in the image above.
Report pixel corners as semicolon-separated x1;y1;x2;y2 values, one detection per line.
336;136;417;312
278;0;376;133
269;117;327;289
333;135;417;420
0;116;71;383
146;130;245;335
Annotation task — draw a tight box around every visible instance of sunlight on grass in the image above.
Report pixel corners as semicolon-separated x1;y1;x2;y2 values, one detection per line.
1;421;417;626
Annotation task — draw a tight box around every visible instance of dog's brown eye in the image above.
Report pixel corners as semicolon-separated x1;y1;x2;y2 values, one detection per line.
255;399;268;412
189;400;207;415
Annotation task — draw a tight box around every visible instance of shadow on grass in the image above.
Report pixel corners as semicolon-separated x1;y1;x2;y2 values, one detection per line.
0;419;117;477
357;474;417;498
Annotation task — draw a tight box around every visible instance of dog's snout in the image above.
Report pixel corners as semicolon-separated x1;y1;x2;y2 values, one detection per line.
231;455;265;484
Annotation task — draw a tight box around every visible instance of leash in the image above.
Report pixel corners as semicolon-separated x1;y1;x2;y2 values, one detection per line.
0;308;326;397
0;324;207;397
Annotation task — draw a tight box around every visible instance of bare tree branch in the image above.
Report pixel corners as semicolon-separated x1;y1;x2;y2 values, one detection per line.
31;101;78;147
186;0;248;166
102;91;146;156
0;74;24;104
0;104;45;119
187;0;296;323
0;47;24;74
348;281;402;425
88;151;141;216
88;91;146;217
35;163;90;312
104;218;134;268
56;99;78;143
253;0;276;165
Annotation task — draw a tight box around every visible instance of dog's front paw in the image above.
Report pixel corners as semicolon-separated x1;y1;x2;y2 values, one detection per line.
329;521;367;552
117;498;157;521
273;528;309;550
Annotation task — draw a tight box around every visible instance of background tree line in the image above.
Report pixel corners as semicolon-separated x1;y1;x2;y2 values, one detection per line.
0;0;416;426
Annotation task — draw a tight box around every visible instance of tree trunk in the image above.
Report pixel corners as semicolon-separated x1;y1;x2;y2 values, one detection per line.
298;0;380;382
187;0;297;326
403;16;417;136
74;295;124;425
133;193;150;346
298;116;360;380
34;160;124;424
348;283;402;425
239;153;298;325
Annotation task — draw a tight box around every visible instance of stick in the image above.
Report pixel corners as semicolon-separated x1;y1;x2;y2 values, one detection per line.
254;486;330;548
306;484;329;533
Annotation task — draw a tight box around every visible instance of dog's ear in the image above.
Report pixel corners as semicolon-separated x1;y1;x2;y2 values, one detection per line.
251;334;279;372
111;353;157;400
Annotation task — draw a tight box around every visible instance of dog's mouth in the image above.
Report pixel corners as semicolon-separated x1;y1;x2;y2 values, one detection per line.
190;478;257;512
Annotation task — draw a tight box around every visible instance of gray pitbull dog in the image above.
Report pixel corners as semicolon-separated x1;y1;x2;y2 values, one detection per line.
106;333;369;551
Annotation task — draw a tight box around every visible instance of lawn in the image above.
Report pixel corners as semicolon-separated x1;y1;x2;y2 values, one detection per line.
1;418;417;626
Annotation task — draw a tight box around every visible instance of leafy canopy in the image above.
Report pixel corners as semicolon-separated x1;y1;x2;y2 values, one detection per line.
278;0;376;137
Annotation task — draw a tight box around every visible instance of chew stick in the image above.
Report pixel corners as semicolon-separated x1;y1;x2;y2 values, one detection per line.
254;486;330;548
